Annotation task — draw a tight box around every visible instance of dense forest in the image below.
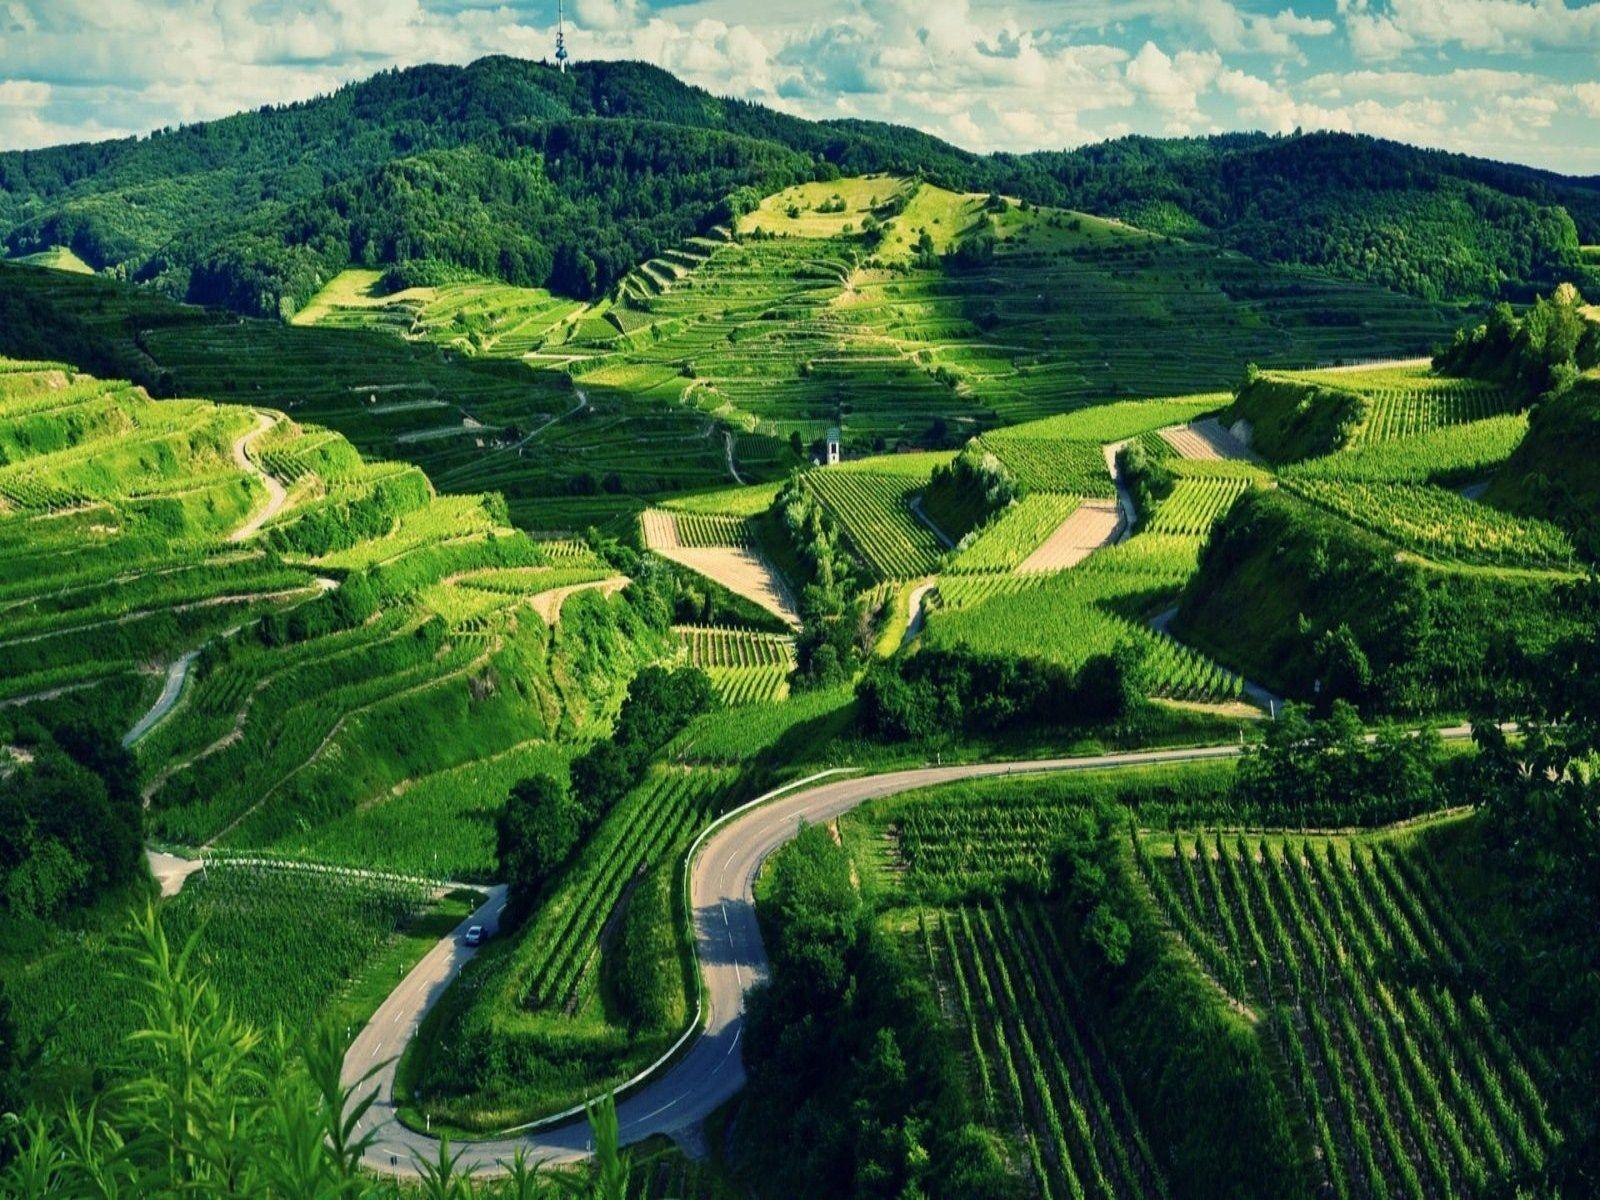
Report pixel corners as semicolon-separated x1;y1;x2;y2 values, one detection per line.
3;57;1598;316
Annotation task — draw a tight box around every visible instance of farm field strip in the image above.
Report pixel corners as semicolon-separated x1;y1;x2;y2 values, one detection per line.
932;902;1167;1200
1135;831;1556;1198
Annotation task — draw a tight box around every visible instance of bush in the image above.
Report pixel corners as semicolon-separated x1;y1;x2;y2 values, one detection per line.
606;866;683;1033
495;773;577;921
856;645;1140;742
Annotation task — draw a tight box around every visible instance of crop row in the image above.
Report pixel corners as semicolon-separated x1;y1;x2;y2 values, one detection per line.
949;494;1080;573
1283;478;1574;568
932;901;1167;1200
676;625;794;669
1136;832;1555;1198
671;512;755;549
1145;478;1251;538
518;768;735;1013
806;469;945;580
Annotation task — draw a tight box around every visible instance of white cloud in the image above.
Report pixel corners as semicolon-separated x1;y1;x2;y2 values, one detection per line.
1125;42;1221;130
1339;0;1600;59
1166;0;1335;58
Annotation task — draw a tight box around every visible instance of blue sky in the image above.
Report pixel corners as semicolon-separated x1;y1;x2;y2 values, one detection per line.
2;1;1598;172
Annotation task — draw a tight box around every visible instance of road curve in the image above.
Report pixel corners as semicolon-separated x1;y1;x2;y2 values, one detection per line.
346;728;1477;1175
229;412;288;543
124;650;200;747
341;741;1254;1174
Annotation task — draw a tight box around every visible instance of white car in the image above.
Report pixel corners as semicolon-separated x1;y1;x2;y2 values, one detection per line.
463;924;485;947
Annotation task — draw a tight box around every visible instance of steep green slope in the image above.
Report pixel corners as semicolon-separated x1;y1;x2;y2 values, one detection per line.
0;355;669;867
1172;488;1578;713
4;58;1596;315
1486;374;1600;555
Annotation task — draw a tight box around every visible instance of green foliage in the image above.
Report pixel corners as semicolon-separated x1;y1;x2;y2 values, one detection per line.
605;866;684;1034
856;645;1139;742
1485;374;1600;556
922;443;1017;543
0;727;142;920
1436;284;1599;402
1226;367;1367;464
498;774;579;923
0;907;631;1196
1234;701;1442;825
1175;488;1580;713
1017;130;1595;302
569;665;718;824
1117;439;1174;521
1450;590;1600;1191
737;826;981;1200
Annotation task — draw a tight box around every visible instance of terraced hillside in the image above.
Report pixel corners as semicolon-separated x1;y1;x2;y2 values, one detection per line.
839;762;1566;1200
1135;827;1558;1199
0;356;668;872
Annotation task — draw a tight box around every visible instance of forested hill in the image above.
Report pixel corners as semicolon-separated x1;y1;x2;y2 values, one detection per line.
2;54;1596;317
1007;132;1600;304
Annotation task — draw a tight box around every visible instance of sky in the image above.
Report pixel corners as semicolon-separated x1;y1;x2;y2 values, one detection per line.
1;0;1598;173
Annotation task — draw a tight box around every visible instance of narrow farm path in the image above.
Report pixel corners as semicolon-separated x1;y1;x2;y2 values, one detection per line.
123;649;200;747
723;430;745;485
527;575;630;623
1015;500;1123;573
344;729;1479;1175
1102;439;1137;538
900;580;938;649
229;412;289;543
1158;417;1257;462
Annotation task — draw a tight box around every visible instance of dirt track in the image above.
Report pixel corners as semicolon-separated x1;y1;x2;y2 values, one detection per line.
642;510;800;626
1016;500;1124;572
1159;417;1256;461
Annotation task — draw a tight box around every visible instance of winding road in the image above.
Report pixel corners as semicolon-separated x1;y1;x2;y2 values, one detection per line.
340;730;1472;1174
123;650;200;747
229;412;288;543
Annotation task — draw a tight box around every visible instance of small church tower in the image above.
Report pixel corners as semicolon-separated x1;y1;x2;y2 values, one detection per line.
825;426;841;465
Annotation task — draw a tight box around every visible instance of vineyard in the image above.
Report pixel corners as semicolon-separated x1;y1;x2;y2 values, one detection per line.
1284;414;1529;485
1283;478;1575;569
1145;479;1253;538
949;494;1082;573
676;624;795;707
929;536;1246;704
805;467;947;580
410;766;743;1129
1290;365;1521;443
923;901;1169;1200
10;862;435;1086
1134;829;1558;1198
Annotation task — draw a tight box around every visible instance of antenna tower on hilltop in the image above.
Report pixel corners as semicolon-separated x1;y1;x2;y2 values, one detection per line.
555;0;569;73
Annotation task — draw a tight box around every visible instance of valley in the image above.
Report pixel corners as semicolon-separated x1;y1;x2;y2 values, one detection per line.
1;51;1598;1200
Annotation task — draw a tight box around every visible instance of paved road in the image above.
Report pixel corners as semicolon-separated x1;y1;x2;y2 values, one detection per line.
343;727;1480;1174
123;650;200;747
342;740;1333;1175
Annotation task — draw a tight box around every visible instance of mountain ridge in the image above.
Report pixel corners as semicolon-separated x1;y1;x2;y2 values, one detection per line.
2;56;1597;317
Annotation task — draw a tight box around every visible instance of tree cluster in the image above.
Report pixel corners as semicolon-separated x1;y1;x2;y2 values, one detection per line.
856;645;1142;743
737;825;1019;1200
1232;701;1442;826
1435;283;1599;402
0;724;143;920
